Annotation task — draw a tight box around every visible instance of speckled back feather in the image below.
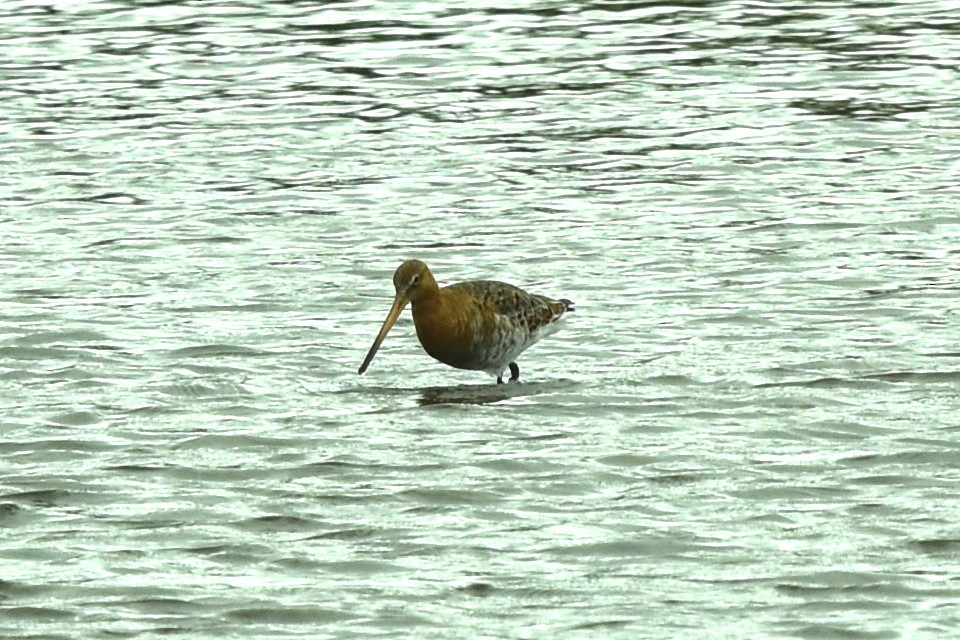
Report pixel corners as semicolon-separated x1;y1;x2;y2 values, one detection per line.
446;280;571;333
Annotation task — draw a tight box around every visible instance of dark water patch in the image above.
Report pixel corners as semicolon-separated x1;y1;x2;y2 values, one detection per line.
309;491;393;506
745;221;866;233
549;536;696;559
118;513;220;532
753;376;893;390
734;485;856;500
12;329;111;346
155;381;250;399
104;463;169;474
0;438;115;454
399;487;502;507
796;598;909;613
171;433;298;450
362;611;435;629
1;489;73;507
910;538;960;556
300;458;378;475
749;426;821;441
746;511;796;526
302;458;445;476
788;97;935;121
0;545;82;564
570;618;633;631
774;571;913;596
0;579;49;599
74;343;126;354
380;240;487;250
648;472;703;486
264;555;328;573
163;345;270;359
126;598;213;616
232;514;318;533
788;623;898;640
846;502;902;516
457;582;494;597
180;235;249;245
0;502;23;520
863;370;960;384
336;383;416;398
306;559;402;575
225;605;357;624
644;374;697;386
84;235;153;248
417;383;542;406
847;474;933;488
3;605;74;621
182;543;275;561
162;464;280;483
351;380;580;407
67;191;147;205
308;527;380;541
1;364;112;384
0;346;82;361
9;288;71;300
926;351;960;358
125;404;187;417
177;363;255;376
170;302;285;313
472;457;561;473
45;410;101;427
514;430;572;442
804;420;895;440
839;450;960;467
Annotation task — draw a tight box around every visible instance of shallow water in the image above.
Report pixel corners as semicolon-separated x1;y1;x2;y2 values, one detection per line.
3;0;960;638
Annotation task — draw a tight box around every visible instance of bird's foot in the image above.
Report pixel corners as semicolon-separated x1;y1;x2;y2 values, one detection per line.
496;364;520;384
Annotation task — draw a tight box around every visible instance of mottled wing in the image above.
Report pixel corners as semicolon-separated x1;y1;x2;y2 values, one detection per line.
448;280;570;331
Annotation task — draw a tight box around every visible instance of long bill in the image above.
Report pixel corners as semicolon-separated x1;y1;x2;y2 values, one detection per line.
358;292;409;375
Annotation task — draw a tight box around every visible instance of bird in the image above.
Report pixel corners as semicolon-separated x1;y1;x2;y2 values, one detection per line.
358;259;573;383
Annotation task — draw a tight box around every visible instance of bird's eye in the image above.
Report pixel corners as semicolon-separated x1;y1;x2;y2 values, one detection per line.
411;275;421;286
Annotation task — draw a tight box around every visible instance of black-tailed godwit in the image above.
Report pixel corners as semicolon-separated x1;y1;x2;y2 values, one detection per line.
358;260;573;383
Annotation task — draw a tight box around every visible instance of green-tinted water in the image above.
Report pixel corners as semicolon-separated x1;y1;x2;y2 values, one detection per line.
3;1;960;638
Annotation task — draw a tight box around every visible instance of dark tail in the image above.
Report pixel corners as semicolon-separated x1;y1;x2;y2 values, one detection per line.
560;298;575;312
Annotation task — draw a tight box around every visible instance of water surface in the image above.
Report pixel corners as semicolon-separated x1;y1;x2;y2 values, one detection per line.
2;1;960;638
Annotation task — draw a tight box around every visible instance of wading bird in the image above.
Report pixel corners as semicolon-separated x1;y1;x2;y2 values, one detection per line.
358;260;573;383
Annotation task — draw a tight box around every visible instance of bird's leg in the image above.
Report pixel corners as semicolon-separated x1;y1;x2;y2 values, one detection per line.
509;362;520;382
496;375;504;384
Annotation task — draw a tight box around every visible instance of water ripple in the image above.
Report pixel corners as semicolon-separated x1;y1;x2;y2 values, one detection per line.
2;0;960;638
